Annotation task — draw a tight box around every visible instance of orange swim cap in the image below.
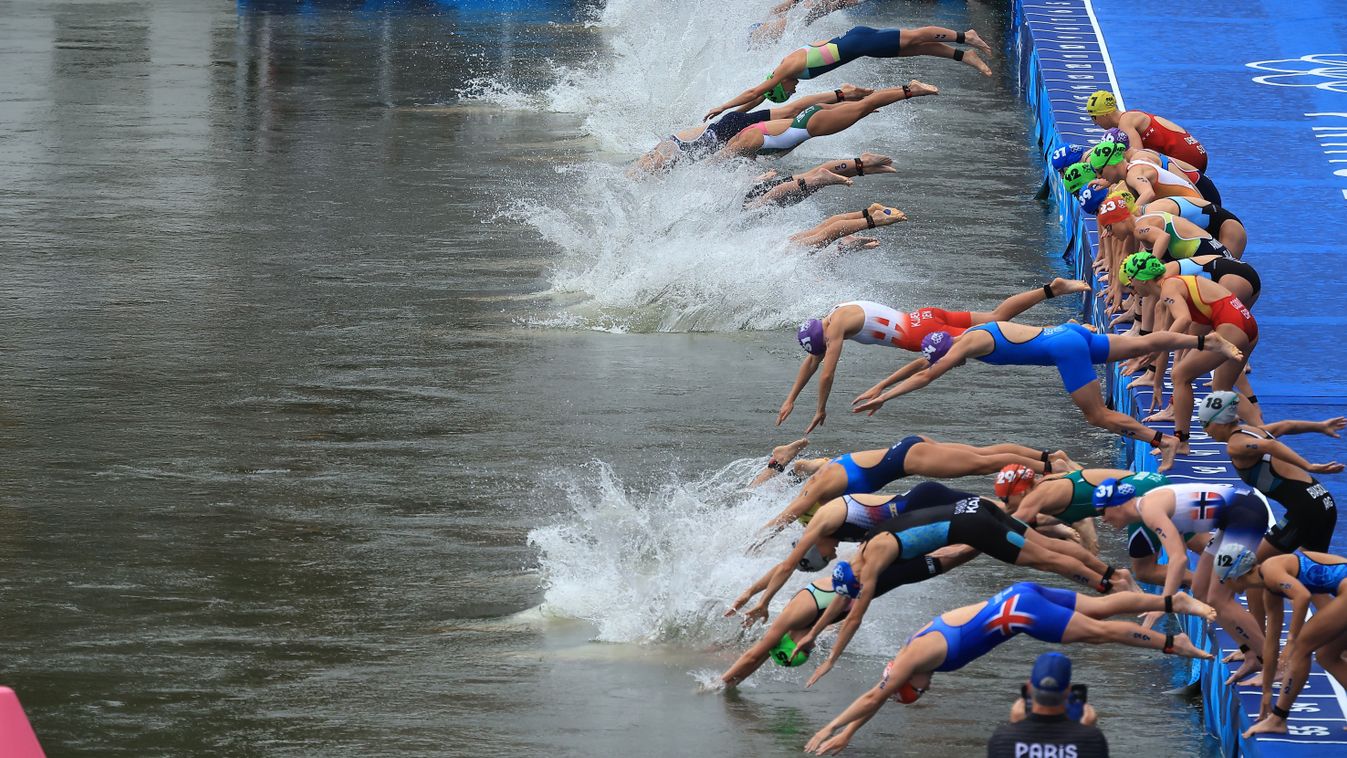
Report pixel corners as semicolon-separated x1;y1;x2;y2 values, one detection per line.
994;464;1036;499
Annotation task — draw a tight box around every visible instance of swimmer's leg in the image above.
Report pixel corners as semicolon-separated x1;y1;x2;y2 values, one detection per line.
900;26;992;55
900;40;992;76
790;204;906;248
1061;614;1211;659
750;439;812;487
901;441;1051;477
971;279;1092;324
748;167;852;208
1170;342;1231;452
1219;219;1248;258
805;81;938;138
822;153;896;179
1070;591;1215;621
1067;381;1182;472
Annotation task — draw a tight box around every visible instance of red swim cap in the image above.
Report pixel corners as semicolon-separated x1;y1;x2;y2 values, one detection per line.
994;464;1036;499
895;682;924;704
1096;195;1133;226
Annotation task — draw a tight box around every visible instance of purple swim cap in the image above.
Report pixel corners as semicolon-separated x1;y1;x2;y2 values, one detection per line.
797;318;825;355
1103;127;1129;148
921;331;952;364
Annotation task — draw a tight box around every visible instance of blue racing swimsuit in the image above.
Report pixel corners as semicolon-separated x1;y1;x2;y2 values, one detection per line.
912;583;1078;672
831;435;923;495
797;26;903;79
1297;554;1347;596
968;322;1111;394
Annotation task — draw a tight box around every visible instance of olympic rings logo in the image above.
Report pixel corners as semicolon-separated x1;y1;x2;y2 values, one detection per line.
1246;54;1347;93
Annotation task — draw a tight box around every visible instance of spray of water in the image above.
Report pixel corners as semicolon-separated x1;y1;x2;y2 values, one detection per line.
465;0;924;332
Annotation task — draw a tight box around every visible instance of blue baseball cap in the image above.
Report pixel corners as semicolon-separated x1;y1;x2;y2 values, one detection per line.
1092;477;1137;510
1030;652;1072;705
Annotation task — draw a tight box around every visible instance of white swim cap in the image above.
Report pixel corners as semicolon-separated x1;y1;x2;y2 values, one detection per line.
1199;391;1240;427
1215;543;1257;583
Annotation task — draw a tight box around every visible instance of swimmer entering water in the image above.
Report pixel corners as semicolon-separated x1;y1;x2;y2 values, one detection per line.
781;279;1090;433
851;321;1243;471
705;25;990;121
802;583;1213;754
790;203;906;250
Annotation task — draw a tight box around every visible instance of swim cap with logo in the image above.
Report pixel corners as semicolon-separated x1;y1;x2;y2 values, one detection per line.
1199;390;1241;427
1092;477;1137;510
1088;139;1127;171
1096;193;1134;226
1215;543;1257;583
1085;90;1118;116
881;660;924;703
793;539;828;571
1078;184;1108;215
797;318;825;355
1104;127;1129;148
769;632;810;667
764;75;789;103
1063;162;1097;194
994;464;1037;499
921;331;952;365
1051;144;1089;172
832;561;861;599
1121;251;1166;285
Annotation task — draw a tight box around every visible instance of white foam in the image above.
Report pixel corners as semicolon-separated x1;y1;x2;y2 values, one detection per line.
465;0;916;332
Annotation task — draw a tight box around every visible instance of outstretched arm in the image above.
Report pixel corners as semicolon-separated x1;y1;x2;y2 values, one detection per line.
807;337;845;433
779;355;823;426
851;349;964;415
1142;505;1188;628
706;66;794;121
1262;417;1346;439
1234;435;1343;474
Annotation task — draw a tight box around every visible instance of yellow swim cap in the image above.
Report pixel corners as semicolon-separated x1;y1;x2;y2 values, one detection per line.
1085;90;1117;116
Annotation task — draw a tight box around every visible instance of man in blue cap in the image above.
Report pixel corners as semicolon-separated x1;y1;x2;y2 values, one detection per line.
987;652;1109;757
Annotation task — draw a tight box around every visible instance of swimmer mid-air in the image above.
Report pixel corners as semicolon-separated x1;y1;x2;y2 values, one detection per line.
802;583;1214;754
715;82;939;160
780;279;1090;433
705;25;990;121
851;321;1243;471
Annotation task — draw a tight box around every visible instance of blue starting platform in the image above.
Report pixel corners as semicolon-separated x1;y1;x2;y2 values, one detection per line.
1011;0;1347;755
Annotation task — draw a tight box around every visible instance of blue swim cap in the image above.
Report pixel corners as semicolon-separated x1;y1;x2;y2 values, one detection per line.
1092;478;1137;510
1078;184;1108;215
832;561;861;599
921;331;953;365
1050;144;1089;173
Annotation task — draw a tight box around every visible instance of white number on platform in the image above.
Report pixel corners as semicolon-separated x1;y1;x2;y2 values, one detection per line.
1287;725;1331;736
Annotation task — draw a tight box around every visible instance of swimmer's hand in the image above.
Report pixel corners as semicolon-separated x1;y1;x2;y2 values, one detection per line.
805;410;826;434
1309;461;1345;474
724;591;753;618
805;658;835;688
776;400;794;426
851;396;886;416
1139;610;1164;630
742;604;770;628
807;730;852;755
1318;417;1346;437
704;105;726;122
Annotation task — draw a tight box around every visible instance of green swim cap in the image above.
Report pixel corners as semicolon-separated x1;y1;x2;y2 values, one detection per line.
1088;139;1126;171
1062;161;1098;194
764;75;789;103
1121;251;1166;285
769;633;810;667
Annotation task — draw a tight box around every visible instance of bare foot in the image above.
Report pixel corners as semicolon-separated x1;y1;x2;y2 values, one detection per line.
1127;373;1153;390
1142;407;1175;423
1157;434;1180;472
837;235;880;251
965;29;993;56
1227;654;1262;684
963;50;993;77
1204;332;1244;361
1242;715;1288;739
856;152;896;174
866;203;906;225
1050;450;1082;471
1173;593;1217;622
1169;633;1213;660
771;438;810;466
906;79;940;97
1239;671;1265;687
1111;568;1142;593
802;167;853;189
1049;277;1092;296
1223;649;1245;664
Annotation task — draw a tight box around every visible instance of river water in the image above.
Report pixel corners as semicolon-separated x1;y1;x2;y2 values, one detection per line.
0;0;1218;755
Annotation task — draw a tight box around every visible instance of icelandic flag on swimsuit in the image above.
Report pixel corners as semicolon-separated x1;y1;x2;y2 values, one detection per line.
985;593;1036;637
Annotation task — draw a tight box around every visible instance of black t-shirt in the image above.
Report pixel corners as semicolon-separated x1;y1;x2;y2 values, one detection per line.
986;713;1109;758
